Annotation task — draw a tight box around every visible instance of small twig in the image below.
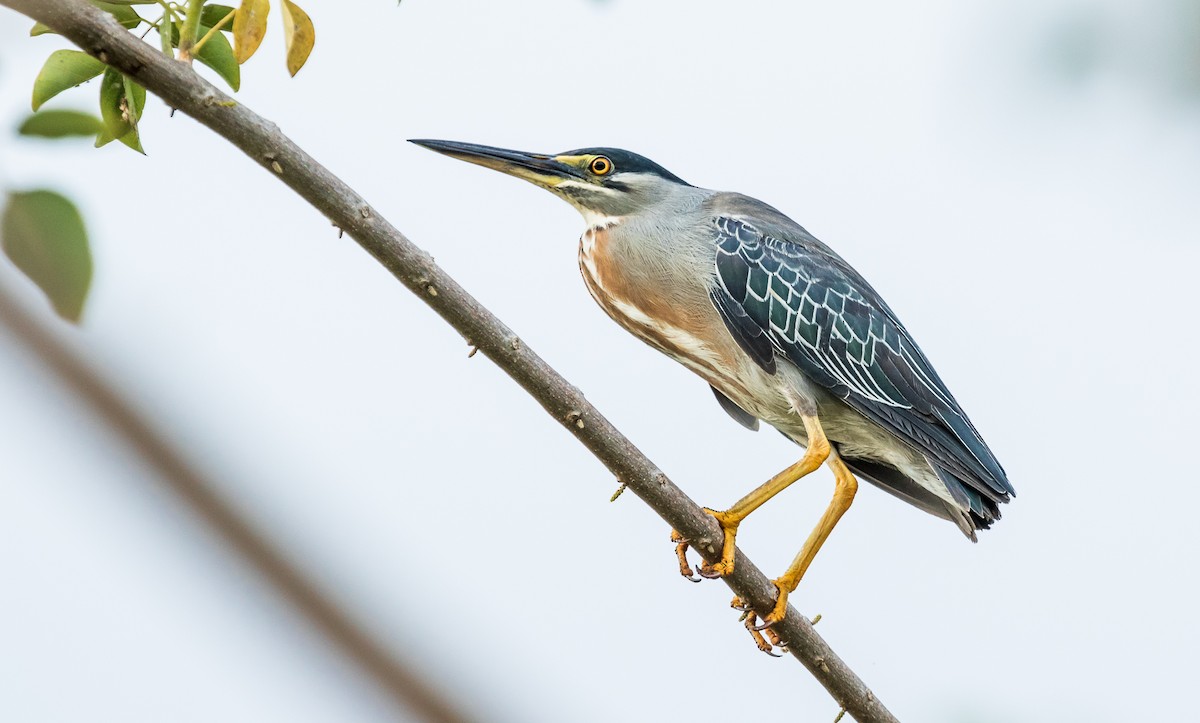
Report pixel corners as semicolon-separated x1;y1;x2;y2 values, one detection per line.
156;3;173;56
190;8;233;56
609;482;626;502
175;0;203;61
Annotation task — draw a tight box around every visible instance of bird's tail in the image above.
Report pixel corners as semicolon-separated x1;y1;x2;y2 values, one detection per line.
843;457;1000;541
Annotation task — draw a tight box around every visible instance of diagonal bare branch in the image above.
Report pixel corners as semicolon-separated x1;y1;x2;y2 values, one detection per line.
0;273;474;723
1;1;900;720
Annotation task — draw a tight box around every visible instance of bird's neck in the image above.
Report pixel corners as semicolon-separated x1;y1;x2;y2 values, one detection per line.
579;208;623;232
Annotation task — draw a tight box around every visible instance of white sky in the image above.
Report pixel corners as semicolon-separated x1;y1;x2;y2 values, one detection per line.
2;1;1199;721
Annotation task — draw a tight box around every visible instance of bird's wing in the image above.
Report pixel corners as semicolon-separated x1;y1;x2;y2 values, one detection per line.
708;213;1013;503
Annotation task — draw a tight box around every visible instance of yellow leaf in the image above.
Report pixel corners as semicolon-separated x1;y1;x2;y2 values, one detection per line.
232;0;269;64
281;0;314;77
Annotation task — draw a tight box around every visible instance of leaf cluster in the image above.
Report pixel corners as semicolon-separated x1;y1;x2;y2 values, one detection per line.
26;0;317;153
4;1;319;322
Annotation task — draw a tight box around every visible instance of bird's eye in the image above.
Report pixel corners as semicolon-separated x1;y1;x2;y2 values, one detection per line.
589;156;613;176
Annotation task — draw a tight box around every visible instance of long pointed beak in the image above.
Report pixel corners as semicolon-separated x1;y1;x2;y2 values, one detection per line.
409;139;584;187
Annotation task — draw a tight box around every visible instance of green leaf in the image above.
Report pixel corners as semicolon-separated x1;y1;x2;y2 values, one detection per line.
119;76;146;152
1;190;93;322
94;123;143;152
31;50;106;111
115;129;145;153
159;5;175;55
90;1;142;30
194;26;240;90
96;68;145;153
127;76;146;116
201;4;236;31
233;0;270;64
97;68;129;140
18;110;104;138
281;0;314;77
30;21;55;36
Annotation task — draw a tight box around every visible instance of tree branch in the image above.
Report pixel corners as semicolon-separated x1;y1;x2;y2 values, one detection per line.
1;2;899;720
0;275;473;723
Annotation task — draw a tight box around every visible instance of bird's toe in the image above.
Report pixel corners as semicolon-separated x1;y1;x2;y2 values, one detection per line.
742;610;788;655
669;530;701;582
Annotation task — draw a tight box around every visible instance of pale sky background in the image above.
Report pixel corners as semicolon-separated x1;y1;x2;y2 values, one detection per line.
2;1;1199;721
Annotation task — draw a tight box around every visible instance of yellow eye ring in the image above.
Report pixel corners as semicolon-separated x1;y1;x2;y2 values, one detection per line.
589;156;613;176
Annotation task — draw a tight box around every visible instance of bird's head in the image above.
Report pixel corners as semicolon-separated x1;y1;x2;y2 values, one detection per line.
410;139;692;227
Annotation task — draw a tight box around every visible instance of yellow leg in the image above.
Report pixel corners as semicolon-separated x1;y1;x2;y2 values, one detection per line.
757;447;859;628
700;414;831;578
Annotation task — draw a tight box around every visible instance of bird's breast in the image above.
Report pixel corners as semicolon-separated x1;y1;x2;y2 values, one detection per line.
577;226;755;401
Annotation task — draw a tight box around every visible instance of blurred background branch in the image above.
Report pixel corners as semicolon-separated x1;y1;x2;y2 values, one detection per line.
0;271;473;723
2;0;897;720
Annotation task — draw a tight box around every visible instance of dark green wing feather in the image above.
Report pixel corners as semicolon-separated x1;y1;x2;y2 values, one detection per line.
709;214;1014;507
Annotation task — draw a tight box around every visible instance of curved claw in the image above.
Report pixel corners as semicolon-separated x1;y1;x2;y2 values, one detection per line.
749;604;788;631
750;616;779;632
768;629;789;653
744;611;787;656
670;531;702;582
678;553;701;583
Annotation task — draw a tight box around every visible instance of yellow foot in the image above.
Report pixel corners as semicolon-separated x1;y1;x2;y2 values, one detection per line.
731;596;787;655
749;580;791;631
747;617;787;656
669;530;701;583
697;507;739;578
